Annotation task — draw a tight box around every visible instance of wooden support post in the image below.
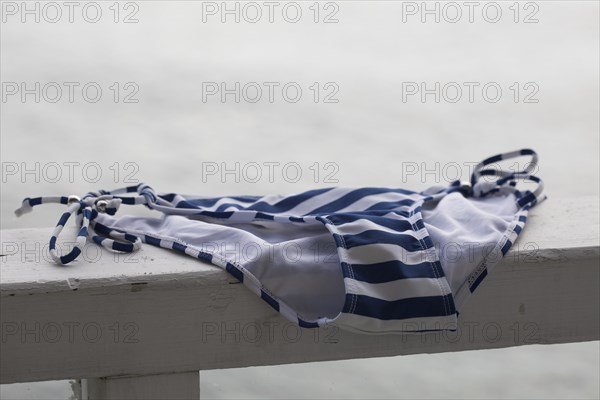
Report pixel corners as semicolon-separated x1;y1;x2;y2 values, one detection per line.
83;371;200;400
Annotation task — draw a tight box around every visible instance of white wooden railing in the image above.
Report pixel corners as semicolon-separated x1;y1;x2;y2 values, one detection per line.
1;197;598;399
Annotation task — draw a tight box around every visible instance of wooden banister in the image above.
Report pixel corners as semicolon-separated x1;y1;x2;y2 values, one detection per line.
1;196;598;399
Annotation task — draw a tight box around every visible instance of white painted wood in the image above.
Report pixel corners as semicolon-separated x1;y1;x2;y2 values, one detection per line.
1;196;598;384
82;372;199;400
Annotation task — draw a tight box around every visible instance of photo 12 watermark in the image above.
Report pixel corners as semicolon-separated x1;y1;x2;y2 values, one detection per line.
201;320;340;344
399;160;540;183
1;321;140;344
1;161;140;184
401;1;540;24
200;1;340;24
200;161;340;184
202;81;339;104
405;320;540;345
1;82;140;104
1;241;145;265
1;1;140;24
401;82;540;104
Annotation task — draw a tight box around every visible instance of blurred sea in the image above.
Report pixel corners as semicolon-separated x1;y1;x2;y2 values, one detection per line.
1;1;598;399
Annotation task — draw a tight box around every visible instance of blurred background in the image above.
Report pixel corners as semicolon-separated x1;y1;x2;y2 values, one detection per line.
1;1;598;399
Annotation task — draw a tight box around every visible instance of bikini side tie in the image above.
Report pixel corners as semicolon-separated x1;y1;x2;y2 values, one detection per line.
13;184;154;265
469;148;545;208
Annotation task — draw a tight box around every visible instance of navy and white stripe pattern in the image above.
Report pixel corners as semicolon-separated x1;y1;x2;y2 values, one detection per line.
15;150;544;333
471;148;545;205
319;205;457;332
444;149;545;311
15;191;143;265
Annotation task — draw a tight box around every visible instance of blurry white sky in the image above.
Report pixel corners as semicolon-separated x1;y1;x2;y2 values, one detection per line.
2;1;599;230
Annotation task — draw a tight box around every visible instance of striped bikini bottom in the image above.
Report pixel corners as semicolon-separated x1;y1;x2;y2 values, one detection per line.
16;149;545;334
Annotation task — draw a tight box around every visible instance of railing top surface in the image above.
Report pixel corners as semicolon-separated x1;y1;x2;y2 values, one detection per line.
1;195;598;295
1;196;598;384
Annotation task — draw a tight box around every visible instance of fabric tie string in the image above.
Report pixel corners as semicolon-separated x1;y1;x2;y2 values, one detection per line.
469;148;545;208
14;184;152;265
